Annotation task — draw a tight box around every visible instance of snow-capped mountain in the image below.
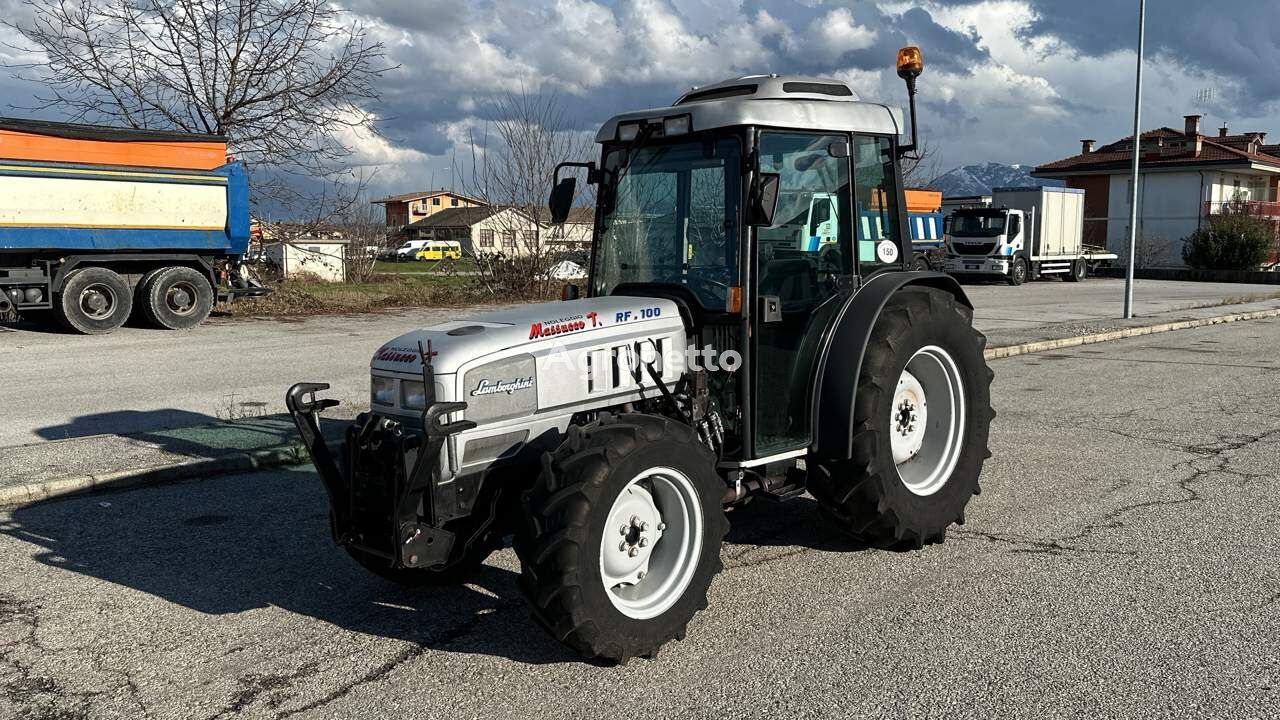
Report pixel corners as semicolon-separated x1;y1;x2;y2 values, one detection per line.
926;163;1063;197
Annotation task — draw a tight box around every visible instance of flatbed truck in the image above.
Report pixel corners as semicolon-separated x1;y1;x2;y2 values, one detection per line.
943;186;1117;285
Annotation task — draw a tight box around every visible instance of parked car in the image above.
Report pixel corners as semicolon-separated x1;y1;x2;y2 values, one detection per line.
389;239;430;261
415;240;463;261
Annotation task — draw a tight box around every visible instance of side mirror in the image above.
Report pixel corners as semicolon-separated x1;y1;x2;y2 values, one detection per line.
747;173;780;227
548;177;577;225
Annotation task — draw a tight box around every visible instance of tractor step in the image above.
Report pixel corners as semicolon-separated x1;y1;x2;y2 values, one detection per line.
755;466;807;501
756;483;806;501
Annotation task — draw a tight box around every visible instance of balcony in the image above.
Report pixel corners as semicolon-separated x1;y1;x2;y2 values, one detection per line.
1203;200;1280;218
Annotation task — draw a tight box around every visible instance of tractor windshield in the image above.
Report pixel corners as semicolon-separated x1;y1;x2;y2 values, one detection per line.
592;136;741;308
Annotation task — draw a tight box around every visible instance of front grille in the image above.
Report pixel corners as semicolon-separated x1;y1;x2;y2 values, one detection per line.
950;240;997;255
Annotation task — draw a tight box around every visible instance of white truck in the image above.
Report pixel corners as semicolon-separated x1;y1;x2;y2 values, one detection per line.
943;186;1116;285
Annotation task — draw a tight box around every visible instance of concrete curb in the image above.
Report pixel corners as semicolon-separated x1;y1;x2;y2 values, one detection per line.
0;442;309;509
3;307;1278;510
982;307;1280;360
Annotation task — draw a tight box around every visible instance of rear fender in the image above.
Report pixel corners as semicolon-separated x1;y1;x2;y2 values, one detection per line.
809;271;971;460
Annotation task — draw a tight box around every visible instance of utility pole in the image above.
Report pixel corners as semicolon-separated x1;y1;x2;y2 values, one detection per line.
1124;0;1146;319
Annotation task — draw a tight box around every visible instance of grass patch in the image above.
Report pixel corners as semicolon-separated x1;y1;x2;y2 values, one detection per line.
227;272;543;317
372;258;479;274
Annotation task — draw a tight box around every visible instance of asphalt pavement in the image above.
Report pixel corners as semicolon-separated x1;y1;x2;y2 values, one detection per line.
1;278;1276;448
2;315;1276;719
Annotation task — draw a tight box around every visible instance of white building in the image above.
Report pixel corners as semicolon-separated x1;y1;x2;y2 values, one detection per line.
1033;115;1280;266
403;205;594;257
262;240;347;281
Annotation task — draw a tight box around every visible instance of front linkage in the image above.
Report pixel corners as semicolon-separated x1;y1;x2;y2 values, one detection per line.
285;342;474;571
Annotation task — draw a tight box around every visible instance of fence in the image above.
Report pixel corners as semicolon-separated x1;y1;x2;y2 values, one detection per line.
1082;209;1280;269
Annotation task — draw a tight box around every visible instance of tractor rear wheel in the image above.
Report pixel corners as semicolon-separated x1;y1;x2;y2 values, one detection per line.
516;413;727;662
808;287;993;549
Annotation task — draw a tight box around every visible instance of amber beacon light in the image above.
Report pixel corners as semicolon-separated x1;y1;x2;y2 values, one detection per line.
896;46;924;81
895;46;924;156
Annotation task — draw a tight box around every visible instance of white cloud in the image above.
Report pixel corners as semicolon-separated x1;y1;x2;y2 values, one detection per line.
803;7;876;62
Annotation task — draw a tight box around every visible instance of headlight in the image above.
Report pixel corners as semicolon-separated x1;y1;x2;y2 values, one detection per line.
662;114;691;136
401;380;427;410
371;376;395;406
617;121;642;142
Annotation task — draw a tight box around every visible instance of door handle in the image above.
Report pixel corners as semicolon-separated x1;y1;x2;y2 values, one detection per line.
759;295;782;323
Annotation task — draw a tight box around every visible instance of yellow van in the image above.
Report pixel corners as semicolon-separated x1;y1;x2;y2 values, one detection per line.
415;240;463;261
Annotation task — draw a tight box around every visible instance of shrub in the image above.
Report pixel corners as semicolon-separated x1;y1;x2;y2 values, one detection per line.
1182;206;1274;270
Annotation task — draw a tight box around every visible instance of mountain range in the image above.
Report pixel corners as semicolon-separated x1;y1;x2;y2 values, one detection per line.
925;162;1063;197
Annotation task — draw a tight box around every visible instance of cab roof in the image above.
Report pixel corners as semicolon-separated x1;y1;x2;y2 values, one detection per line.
594;74;904;143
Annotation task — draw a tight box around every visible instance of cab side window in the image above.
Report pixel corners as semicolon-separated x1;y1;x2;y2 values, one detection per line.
755;132;852;282
852;135;901;271
1007;214;1021;239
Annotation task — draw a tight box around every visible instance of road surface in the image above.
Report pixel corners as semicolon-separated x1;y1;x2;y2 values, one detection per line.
2;316;1277;719
0;278;1276;446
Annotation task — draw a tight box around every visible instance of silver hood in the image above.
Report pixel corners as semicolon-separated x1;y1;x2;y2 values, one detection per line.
369;296;683;375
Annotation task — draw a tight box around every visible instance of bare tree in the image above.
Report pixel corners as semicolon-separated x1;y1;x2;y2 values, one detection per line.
5;0;389;174
458;83;595;299
254;169;384;283
900;137;943;189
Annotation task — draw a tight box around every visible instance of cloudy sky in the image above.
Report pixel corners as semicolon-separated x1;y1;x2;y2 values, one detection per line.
4;0;1279;196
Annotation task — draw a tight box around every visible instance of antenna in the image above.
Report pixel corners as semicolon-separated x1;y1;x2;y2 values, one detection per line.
1193;87;1220;129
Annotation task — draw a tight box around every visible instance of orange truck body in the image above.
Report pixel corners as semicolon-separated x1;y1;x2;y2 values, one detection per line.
904;189;942;214
0;118;227;170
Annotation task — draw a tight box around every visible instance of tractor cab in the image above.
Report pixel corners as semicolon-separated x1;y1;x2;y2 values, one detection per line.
551;69;916;462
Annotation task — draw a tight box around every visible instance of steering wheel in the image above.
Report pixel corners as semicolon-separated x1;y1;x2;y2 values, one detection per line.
682;268;732;305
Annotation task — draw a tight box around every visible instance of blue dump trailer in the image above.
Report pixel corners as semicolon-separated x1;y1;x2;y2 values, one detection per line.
855;209;947;269
0;118;266;334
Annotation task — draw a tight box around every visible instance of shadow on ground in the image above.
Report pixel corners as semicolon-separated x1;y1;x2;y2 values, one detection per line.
34;409;223;442
31;406;288;447
0;467;866;665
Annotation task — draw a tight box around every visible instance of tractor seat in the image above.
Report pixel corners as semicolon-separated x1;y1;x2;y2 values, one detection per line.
760;258;820;308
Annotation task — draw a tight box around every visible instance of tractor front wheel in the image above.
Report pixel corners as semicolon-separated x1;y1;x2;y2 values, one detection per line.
808;287;994;549
516;413;727;662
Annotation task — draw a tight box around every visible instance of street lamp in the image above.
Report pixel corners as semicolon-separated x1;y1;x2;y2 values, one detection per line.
1124;0;1147;319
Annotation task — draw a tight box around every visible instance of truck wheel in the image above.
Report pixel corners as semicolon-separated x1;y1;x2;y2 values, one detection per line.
1006;258;1028;286
1065;259;1087;282
517;414;727;662
808;287;994;549
910;255;931;271
55;267;133;334
140;266;214;330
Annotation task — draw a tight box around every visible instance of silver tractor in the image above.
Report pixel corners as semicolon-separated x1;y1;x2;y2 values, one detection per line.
287;47;993;662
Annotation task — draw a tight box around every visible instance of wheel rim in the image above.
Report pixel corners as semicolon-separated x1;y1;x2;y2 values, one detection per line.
78;283;118;320
890;345;966;496
599;466;704;620
165;280;199;316
1014;262;1025;283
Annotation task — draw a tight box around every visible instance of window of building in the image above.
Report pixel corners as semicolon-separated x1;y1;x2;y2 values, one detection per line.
451;198;459;206
479;228;494;247
502;230;516;247
432;197;441;206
